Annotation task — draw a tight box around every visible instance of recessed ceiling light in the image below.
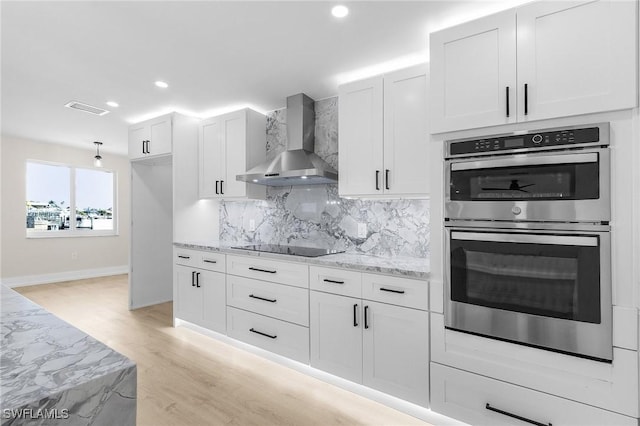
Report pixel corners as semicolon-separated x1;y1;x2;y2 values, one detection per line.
331;5;349;18
64;100;109;116
155;81;169;88
106;101;119;108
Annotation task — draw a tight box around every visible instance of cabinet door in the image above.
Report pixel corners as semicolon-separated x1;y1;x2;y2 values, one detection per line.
198;117;225;198
200;270;226;333
310;291;363;383
175;265;201;324
383;65;429;196
517;0;637;121
430;10;517;133
220;110;247;198
362;301;429;407
128;124;149;160
338;76;384;197
147;115;172;156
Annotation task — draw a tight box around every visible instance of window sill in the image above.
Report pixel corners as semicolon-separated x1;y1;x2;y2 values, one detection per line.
26;231;119;239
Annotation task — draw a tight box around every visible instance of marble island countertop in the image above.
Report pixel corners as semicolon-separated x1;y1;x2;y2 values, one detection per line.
0;285;136;425
174;241;429;280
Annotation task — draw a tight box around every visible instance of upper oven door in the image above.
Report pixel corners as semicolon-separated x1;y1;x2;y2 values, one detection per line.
445;148;610;222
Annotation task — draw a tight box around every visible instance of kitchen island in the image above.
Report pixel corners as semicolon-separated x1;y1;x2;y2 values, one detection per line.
0;285;136;425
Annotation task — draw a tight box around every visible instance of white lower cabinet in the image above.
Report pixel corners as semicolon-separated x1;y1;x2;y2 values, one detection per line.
310;291;363;383
175;265;226;333
309;266;430;407
431;363;637;426
362;301;429;407
227;306;309;364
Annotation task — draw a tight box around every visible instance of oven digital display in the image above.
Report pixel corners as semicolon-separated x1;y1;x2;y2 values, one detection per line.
504;138;524;148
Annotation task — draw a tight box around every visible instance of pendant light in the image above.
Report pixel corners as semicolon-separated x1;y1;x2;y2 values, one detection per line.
93;141;103;167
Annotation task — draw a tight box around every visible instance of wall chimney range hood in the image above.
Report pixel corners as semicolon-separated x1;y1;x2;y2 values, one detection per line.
236;93;338;186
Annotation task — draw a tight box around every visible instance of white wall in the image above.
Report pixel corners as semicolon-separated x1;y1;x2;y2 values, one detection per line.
0;135;130;286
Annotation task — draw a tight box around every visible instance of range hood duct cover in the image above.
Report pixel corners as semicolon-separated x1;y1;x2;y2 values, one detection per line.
236;93;338;186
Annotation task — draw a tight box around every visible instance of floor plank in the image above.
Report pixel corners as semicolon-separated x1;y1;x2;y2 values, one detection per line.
15;275;431;426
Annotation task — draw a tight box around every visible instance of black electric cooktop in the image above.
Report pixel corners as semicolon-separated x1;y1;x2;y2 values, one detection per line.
231;244;344;258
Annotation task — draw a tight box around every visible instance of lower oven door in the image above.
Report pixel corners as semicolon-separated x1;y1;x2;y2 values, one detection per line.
445;227;612;362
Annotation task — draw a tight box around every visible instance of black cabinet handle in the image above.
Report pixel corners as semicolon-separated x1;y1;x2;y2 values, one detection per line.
249;267;277;274
250;328;277;339
195;272;201;288
191;271;196;287
215;180;219;195
364;305;369;329
353;304;358;327
375;170;380;191
524;83;529;116
142;141;145;154
485;404;551;426
506;86;510;117
323;279;345;285
380;287;405;294
203;259;217;264
220;180;224;195
249;294;277;303
178;255;190;259
385;169;390;190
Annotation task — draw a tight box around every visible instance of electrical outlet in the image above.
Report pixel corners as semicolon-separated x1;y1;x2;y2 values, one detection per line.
357;223;367;238
249;219;256;232
71;251;78;260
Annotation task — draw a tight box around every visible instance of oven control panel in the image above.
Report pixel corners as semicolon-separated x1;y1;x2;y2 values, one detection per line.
448;125;605;157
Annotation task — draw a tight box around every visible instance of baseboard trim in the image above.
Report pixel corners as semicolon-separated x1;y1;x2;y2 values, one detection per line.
1;266;129;288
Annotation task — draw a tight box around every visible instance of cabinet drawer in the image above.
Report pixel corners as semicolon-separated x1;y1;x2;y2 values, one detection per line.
227;275;309;326
431;363;636;426
309;266;362;298
227;255;308;288
362;273;428;310
227;307;309;364
175;248;200;268
197;251;226;273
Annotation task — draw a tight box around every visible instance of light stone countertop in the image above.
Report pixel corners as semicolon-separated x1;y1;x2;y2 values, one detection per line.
0;285;136;425
174;241;430;280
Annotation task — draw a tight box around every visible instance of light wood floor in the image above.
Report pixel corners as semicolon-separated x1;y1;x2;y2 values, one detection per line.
15;275;432;426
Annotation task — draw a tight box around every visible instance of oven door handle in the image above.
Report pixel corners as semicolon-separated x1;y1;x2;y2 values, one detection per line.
450;152;598;171
451;231;598;247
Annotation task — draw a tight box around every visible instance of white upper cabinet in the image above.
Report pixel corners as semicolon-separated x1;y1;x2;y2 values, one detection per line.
338;76;384;197
198;108;266;200
339;64;429;198
430;11;517;133
430;0;638;133
516;0;637;122
128;113;173;160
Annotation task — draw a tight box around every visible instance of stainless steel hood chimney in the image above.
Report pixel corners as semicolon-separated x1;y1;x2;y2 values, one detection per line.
236;93;338;186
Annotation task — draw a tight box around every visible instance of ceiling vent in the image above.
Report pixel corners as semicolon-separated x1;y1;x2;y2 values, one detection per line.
64;101;110;116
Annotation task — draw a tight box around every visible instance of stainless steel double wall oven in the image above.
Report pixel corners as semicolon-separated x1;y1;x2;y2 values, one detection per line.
444;123;612;362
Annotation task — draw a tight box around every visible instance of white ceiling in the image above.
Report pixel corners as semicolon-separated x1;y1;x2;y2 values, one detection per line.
1;0;525;156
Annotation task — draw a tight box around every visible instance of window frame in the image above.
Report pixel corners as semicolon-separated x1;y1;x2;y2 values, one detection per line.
26;159;118;238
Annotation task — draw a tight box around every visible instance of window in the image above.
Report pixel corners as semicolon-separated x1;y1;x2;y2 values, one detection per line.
26;160;117;237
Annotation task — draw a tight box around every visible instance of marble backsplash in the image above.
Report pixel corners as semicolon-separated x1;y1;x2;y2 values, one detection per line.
220;96;430;258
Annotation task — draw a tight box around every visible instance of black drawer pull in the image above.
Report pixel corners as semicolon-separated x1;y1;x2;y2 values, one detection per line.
195;272;201;288
203;259;217;264
380;287;405;294
249;267;277;274
191;271;196;287
353;304;358;327
385;169;390;190
485;404;551;426
323;279;345;284
249;328;277;339
375;170;380;191
178;255;190;259
249;294;277;303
